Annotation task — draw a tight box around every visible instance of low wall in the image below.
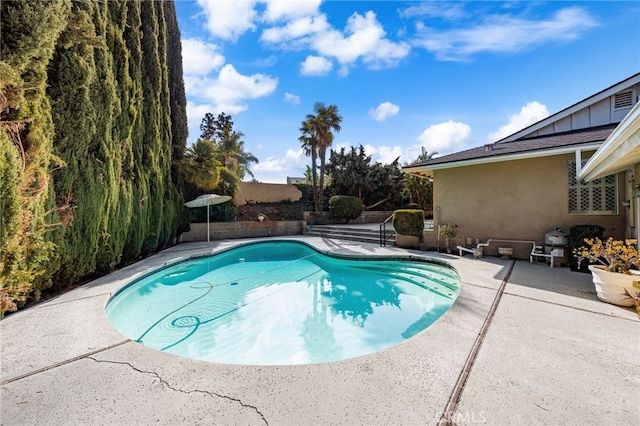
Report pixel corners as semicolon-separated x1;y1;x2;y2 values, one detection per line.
181;221;305;242
304;210;395;225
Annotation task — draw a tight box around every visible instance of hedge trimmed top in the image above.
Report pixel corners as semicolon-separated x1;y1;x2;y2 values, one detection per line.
393;209;425;239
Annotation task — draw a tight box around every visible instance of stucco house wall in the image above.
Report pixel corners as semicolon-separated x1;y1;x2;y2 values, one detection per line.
410;74;639;258
235;182;302;205
423;154;627;255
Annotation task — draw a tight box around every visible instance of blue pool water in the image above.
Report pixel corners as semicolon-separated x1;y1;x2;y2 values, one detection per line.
105;240;460;365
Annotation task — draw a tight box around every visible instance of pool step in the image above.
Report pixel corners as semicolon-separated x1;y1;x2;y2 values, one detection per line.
304;224;395;245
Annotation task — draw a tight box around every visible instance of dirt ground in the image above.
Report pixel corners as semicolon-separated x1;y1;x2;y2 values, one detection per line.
235;204;286;221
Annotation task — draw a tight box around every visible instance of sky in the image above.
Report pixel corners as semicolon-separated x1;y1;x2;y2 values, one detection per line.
174;0;640;183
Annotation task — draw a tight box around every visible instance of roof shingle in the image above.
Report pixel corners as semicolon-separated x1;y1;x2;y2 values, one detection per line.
405;124;617;168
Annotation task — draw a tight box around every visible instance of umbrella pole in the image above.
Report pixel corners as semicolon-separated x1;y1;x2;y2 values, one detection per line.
207;204;210;244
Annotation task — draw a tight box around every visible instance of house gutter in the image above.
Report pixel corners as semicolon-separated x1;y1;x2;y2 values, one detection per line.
403;142;603;178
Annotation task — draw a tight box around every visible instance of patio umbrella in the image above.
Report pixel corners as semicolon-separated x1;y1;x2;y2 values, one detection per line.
184;194;232;243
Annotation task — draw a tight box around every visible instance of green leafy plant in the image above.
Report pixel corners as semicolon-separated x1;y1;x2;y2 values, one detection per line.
439;223;458;239
569;224;605;248
276;202;303;220
569;224;605;272
329;195;363;223
574;238;640;274
392;209;425;240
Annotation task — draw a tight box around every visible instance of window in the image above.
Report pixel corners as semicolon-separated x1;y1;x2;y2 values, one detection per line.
568;160;617;214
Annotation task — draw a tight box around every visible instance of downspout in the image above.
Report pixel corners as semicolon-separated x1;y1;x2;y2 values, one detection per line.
575;149;582;176
436;206;441;252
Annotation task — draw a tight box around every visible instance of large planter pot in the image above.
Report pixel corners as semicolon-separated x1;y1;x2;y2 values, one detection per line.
395;234;420;249
588;265;640;307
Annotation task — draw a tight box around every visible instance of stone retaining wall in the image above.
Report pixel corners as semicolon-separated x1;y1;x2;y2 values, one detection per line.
181;221;305;242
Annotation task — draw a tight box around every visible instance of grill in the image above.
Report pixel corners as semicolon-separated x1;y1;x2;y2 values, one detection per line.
544;228;569;267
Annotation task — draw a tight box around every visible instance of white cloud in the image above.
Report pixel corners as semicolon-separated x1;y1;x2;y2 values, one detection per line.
252;148;307;183
415;6;598;61
313;11;410;69
284;92;301;105
399;2;466;20
197;0;257;41
487;101;550;142
417;120;472;155
253;156;284;173
261;15;329;44
368;145;403;165
262;0;322;22
300;55;333;76
181;38;225;75
369;102;400;122
262;11;410;74
203;64;278;108
183;65;278;141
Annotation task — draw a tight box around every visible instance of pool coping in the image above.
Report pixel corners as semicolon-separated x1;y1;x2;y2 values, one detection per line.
1;236;638;425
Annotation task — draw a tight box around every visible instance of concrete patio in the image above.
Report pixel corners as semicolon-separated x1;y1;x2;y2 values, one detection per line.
1;236;638;425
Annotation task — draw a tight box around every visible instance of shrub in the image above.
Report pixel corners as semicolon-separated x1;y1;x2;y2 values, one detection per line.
569;224;605;272
277;202;304;220
439;223;458;239
569;224;605;248
329;195;363;223
392;209;425;240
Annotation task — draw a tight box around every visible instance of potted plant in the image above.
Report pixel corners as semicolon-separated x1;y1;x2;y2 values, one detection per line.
439;223;458;254
575;237;640;307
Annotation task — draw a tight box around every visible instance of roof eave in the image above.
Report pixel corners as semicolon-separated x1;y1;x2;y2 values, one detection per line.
403;142;603;177
578;103;640;181
497;73;640;143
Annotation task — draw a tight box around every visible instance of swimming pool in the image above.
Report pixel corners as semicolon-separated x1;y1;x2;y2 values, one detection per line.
105;240;460;365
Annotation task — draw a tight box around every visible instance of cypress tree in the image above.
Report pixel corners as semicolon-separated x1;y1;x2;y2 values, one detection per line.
164;0;188;161
121;0;146;260
0;0;69;315
1;0;188;315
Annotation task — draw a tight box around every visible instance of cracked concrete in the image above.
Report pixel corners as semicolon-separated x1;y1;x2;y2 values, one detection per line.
1;236;638;425
85;356;269;425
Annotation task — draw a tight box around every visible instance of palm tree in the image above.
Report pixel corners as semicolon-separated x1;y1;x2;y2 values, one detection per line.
215;128;259;180
180;139;222;191
300;102;342;213
298;120;318;206
416;147;437;162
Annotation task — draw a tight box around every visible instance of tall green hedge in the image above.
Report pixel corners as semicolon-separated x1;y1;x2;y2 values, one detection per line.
393;209;425;240
0;0;69;314
0;0;188;316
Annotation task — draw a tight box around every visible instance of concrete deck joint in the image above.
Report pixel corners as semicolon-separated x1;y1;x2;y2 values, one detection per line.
28;292;113;310
438;260;516;426
502;291;639;321
86;357;269;425
0;340;131;386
